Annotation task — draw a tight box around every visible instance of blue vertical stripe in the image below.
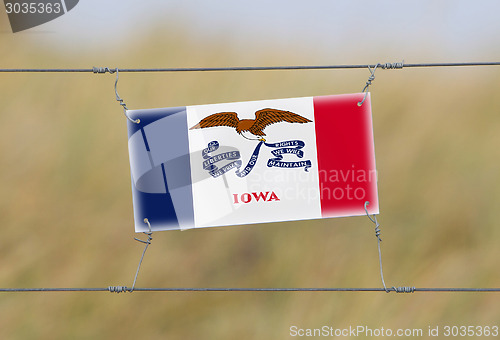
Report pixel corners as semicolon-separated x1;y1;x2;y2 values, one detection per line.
127;106;194;231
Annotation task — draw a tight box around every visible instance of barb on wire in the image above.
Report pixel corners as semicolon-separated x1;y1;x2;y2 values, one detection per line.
92;67;114;74
2;61;500;73
108;286;128;294
379;61;404;70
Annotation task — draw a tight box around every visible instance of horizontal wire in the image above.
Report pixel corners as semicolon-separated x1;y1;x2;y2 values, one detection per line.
1;61;499;294
0;62;499;73
1;287;499;293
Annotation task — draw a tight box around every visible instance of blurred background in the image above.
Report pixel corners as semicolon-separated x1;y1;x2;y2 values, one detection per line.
0;1;499;339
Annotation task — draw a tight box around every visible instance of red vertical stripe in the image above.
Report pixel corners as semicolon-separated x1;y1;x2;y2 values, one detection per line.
313;93;379;217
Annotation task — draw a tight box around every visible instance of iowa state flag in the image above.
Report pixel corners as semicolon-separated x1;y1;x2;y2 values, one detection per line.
126;93;378;232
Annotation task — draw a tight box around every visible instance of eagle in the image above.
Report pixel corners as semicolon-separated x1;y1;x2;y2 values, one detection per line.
189;108;312;141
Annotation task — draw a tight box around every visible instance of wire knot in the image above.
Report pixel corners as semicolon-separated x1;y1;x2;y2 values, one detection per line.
108;286;129;293
374;224;382;241
364;201;382;242
364;73;375;88
391;286;416;293
92;67;116;74
134;218;153;245
357;61;404;106
380;61;404;69
357;64;379;106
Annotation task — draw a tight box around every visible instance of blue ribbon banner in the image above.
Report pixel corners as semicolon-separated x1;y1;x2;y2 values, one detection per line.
202;141;242;177
264;140;312;171
202;140;312;178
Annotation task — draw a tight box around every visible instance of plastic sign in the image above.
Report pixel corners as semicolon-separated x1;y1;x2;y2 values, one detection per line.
126;93;379;232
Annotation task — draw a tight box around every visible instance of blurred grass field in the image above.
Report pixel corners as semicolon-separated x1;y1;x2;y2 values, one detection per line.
1;17;500;340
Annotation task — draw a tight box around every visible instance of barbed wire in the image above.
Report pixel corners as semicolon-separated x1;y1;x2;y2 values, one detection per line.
0;61;499;73
1;60;499;294
0;287;499;293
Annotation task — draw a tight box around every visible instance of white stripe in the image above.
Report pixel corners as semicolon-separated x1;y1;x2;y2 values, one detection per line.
60;0;68;13
186;97;322;229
